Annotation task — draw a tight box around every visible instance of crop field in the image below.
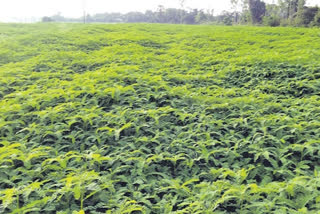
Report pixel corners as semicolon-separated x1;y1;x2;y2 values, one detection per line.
1;23;320;213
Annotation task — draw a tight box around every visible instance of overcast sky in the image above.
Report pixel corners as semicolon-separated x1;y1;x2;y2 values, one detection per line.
0;0;319;22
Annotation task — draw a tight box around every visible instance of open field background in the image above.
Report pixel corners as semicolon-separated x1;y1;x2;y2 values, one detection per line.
1;23;320;213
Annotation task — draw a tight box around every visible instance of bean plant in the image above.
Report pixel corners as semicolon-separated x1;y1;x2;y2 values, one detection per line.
0;23;320;213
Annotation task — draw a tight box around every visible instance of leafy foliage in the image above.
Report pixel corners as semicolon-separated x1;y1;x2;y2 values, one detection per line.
1;23;320;213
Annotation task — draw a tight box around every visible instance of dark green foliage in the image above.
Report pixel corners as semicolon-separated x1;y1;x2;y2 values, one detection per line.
1;23;320;213
263;16;281;27
249;0;267;24
311;9;320;27
295;6;319;26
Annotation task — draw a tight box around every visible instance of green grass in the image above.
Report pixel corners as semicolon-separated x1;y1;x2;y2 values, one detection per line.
1;23;320;213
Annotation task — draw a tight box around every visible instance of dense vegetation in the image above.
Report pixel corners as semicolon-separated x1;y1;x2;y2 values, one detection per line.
42;8;213;25
42;0;320;27
1;23;320;213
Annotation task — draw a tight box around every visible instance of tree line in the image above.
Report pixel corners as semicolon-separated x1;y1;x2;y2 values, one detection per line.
42;7;215;25
42;0;320;27
230;0;320;27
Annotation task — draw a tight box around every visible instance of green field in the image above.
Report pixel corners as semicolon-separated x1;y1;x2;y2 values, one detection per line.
1;23;320;213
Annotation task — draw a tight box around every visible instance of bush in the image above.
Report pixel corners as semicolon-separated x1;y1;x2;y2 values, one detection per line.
263;16;280;27
280;19;290;27
223;16;233;25
310;10;320;27
295;6;319;27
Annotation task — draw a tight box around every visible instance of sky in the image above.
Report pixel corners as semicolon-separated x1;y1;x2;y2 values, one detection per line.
0;0;319;22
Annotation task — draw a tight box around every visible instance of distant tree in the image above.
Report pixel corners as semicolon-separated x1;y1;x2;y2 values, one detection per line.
195;10;209;23
297;0;306;12
295;6;319;26
85;14;93;23
249;0;266;24
278;0;301;20
265;3;281;17
289;0;299;18
312;9;320;26
165;8;181;23
216;11;234;25
278;0;288;19
182;9;198;24
263;15;281;26
125;12;146;23
156;5;166;23
294;0;308;25
145;10;156;23
231;0;241;23
41;16;54;22
263;3;281;26
179;0;187;23
51;12;65;22
224;14;234;25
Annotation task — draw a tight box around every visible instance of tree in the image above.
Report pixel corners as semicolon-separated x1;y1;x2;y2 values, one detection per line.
230;0;251;24
263;3;281;26
289;0;299;18
312;10;320;26
165;8;182;23
263;15;281;26
249;0;266;23
125;12;146;23
195;10;208;23
239;0;251;23
294;0;307;25
156;5;166;23
231;0;240;23
298;0;306;12
278;0;301;19
179;0;187;23
295;6;319;26
41;16;54;22
51;12;65;22
145;10;156;23
215;11;234;25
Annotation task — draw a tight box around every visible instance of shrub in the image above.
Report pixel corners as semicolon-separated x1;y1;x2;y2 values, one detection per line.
263;16;280;27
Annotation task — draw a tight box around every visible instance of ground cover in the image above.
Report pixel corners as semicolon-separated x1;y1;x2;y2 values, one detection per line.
1;23;320;213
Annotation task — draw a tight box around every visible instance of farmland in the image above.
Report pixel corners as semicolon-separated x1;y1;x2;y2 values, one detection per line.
1;23;320;213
